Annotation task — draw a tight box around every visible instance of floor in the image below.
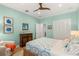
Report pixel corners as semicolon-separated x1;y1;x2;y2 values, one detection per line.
12;47;24;56
12;47;35;56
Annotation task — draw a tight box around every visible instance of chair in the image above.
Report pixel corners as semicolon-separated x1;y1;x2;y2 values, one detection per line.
0;46;11;56
0;41;15;56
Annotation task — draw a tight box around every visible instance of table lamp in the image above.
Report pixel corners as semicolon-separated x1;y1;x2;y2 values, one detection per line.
64;31;79;48
71;31;79;40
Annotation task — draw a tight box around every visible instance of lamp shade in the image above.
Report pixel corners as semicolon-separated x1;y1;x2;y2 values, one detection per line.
71;31;79;37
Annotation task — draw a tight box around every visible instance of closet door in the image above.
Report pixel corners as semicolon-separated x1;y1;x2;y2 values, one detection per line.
53;19;71;39
36;24;46;39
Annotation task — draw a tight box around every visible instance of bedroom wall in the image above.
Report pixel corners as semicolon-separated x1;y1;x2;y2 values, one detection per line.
77;9;79;30
40;11;78;38
0;5;39;45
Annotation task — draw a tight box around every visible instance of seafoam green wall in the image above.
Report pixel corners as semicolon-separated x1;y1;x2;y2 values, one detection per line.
40;11;78;38
0;5;39;45
76;9;79;30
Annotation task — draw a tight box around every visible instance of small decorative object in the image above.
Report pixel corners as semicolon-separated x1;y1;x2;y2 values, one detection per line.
22;23;29;30
3;16;14;33
48;25;52;30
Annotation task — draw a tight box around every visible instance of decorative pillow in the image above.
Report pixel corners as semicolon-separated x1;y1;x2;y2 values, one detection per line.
63;38;71;48
64;38;70;44
5;43;16;51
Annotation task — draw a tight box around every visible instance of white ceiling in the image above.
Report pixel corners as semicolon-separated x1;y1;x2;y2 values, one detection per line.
1;3;79;19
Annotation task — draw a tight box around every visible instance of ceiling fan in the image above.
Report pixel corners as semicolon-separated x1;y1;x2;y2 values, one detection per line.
33;3;50;12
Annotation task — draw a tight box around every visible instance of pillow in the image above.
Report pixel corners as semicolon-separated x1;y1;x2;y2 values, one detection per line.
64;38;71;44
63;38;71;48
5;43;16;51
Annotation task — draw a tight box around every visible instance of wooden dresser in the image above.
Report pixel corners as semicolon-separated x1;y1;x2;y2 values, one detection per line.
20;33;32;47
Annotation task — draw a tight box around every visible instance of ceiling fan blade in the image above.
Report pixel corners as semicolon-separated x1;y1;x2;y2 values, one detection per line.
33;8;39;12
39;3;42;8
47;8;50;10
41;8;50;10
33;3;50;12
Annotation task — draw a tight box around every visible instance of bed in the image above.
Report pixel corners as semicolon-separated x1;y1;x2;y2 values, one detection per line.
25;37;71;56
24;37;79;56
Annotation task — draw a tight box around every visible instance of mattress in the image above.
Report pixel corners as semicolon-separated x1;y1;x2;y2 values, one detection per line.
25;37;69;56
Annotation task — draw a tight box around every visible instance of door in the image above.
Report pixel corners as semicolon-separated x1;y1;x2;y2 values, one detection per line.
36;24;46;39
53;19;71;39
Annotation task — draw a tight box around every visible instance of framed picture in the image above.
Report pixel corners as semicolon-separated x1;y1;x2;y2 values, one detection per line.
48;25;52;30
3;16;13;25
22;23;29;30
4;25;13;33
3;16;14;33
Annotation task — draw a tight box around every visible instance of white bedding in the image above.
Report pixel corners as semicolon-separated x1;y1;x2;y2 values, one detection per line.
26;37;72;56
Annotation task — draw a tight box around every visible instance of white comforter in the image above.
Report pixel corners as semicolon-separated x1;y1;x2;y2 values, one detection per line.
26;37;71;56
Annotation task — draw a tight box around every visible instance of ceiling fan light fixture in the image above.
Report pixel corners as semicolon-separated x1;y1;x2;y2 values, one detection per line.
38;12;41;14
58;4;62;8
